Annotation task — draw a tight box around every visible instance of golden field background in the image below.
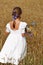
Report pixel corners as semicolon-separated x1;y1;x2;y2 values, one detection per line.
0;0;43;65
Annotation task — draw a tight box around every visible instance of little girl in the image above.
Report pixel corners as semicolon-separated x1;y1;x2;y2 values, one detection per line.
0;7;29;65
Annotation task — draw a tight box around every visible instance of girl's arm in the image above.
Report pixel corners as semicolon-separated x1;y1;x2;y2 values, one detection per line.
21;25;33;37
5;23;11;35
5;30;10;35
21;25;29;37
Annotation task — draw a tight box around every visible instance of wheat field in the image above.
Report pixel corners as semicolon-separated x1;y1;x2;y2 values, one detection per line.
0;0;43;65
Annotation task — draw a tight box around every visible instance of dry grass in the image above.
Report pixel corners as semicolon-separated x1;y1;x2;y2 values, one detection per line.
0;0;43;65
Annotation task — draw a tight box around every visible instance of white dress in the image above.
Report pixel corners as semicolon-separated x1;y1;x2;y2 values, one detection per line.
0;21;27;65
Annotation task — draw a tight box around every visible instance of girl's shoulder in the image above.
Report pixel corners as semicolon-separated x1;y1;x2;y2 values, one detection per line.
20;21;27;28
6;22;10;28
21;21;27;24
6;21;13;29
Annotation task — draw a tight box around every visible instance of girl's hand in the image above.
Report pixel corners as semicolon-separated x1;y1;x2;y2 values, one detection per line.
22;33;25;37
22;33;28;37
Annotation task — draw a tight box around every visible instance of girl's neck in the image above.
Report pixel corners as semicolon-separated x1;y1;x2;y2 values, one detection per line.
13;18;20;24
